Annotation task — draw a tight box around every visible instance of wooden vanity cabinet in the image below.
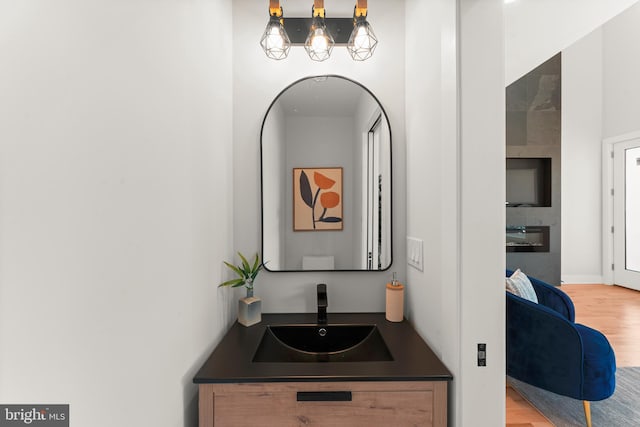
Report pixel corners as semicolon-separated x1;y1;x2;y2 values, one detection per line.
194;314;452;426
198;380;447;427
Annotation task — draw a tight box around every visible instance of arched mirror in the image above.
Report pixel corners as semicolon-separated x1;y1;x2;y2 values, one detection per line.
261;75;392;271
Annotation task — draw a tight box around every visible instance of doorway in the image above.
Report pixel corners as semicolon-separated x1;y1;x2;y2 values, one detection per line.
613;138;640;289
361;112;391;270
604;133;640;290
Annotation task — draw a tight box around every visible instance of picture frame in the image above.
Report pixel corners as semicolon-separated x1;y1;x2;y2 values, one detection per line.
293;167;343;231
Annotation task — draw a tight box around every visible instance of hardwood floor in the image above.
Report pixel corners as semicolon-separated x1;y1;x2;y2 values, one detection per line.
562;284;640;368
505;284;640;426
506;382;554;427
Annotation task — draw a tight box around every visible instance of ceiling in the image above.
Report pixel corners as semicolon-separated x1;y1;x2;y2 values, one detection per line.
505;0;640;84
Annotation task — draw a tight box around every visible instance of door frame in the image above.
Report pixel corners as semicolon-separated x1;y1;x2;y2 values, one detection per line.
602;130;640;285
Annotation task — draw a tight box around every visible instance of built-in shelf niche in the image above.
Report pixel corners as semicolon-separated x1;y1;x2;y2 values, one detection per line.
506;157;552;207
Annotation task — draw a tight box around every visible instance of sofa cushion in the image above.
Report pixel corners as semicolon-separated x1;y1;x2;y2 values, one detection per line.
506;269;538;303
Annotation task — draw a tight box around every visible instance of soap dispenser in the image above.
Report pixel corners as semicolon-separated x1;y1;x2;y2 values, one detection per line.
385;272;404;322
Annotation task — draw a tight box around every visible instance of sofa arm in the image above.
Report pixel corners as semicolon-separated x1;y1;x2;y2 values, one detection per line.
506;292;584;399
529;277;575;322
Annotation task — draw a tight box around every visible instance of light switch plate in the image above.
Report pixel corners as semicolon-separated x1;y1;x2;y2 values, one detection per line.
407;237;423;271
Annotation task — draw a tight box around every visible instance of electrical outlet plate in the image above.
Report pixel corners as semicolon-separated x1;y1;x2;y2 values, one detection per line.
407;237;423;271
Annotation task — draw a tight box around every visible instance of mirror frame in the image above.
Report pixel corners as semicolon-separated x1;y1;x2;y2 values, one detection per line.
260;74;393;272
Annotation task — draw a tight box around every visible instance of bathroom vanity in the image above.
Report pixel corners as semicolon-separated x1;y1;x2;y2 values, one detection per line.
193;313;452;427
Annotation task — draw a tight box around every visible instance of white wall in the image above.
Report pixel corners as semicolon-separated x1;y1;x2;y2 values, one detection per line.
603;1;640;139
406;0;504;426
505;0;639;85
404;0;457;382
232;0;406;314
404;0;459;420
561;1;640;284
459;1;506;425
561;29;604;284
0;1;235;426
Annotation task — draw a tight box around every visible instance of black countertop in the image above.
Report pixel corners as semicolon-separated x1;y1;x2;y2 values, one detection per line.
193;313;453;384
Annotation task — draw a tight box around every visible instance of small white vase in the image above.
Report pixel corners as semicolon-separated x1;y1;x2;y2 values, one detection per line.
238;286;261;327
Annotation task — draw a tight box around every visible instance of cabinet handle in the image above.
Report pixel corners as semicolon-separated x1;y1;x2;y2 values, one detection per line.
297;391;352;402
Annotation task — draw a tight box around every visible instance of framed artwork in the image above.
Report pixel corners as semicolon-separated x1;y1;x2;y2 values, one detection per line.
293;167;343;231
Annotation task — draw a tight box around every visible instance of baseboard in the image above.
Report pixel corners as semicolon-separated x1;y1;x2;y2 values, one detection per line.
560;275;605;285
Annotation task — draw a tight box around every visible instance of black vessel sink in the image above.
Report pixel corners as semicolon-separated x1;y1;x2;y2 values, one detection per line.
252;324;393;363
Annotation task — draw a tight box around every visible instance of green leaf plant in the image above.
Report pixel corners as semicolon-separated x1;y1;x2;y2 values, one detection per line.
219;252;265;292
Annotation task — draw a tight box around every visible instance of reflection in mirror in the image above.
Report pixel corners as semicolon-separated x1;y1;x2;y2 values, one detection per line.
261;75;392;271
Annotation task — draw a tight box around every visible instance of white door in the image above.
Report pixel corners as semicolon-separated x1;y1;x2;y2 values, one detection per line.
613;139;640;290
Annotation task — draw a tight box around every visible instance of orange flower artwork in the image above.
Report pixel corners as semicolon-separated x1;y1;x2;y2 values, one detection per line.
293;167;343;231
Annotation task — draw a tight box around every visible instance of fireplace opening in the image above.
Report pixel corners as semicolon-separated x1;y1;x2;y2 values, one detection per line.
506;226;550;252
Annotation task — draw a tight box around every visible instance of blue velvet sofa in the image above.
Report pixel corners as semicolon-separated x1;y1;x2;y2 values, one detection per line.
506;270;616;426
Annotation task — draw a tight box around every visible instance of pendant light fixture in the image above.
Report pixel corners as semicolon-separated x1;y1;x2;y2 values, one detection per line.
304;0;335;62
260;0;291;60
347;0;378;61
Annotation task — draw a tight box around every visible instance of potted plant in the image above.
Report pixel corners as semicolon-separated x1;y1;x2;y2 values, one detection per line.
219;252;265;327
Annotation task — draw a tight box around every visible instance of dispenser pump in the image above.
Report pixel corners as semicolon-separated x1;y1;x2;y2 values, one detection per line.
392;272;399;286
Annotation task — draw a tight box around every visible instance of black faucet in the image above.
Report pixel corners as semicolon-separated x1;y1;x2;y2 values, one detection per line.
317;283;328;324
